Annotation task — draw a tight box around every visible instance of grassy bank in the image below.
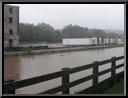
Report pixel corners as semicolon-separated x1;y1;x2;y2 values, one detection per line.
104;80;124;94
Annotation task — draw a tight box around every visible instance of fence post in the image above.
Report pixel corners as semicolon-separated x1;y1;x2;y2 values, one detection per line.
92;61;99;93
111;57;116;86
4;80;15;94
62;67;70;94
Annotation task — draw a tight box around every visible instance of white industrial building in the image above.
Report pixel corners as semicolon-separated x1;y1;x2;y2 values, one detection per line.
62;38;98;45
104;38;109;44
117;38;124;44
62;37;122;46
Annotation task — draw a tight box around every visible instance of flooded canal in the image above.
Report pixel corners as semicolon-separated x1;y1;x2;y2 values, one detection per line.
4;47;124;94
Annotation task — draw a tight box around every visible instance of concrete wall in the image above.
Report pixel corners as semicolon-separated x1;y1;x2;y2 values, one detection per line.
4;4;19;47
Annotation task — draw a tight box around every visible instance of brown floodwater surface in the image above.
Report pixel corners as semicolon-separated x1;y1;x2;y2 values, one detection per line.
4;47;124;94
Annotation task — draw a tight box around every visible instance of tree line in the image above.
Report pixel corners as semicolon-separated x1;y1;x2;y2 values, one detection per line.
19;23;123;43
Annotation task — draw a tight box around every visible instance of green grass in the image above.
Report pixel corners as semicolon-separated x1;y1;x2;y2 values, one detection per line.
22;47;32;54
104;81;124;94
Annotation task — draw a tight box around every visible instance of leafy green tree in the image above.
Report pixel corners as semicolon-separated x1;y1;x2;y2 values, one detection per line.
18;23;122;43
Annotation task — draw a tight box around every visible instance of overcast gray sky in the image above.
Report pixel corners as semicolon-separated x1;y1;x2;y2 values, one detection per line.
10;4;124;30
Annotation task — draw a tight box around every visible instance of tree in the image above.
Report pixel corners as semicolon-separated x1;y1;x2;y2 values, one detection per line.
19;23;121;43
61;24;89;38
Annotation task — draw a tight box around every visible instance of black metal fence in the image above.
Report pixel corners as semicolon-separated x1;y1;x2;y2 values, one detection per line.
4;56;124;94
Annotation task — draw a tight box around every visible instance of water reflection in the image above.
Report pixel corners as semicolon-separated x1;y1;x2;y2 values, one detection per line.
4;56;21;81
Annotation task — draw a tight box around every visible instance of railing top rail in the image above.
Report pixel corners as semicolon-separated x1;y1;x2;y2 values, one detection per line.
115;56;124;60
69;56;124;74
4;70;63;89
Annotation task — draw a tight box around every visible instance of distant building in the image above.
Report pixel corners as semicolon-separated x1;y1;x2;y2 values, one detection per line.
62;38;98;45
4;4;19;47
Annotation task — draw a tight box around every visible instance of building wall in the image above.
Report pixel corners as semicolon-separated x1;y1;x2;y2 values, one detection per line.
4;4;19;47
